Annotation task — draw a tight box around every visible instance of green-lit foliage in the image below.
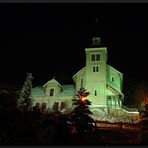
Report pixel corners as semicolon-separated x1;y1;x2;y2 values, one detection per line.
17;73;33;111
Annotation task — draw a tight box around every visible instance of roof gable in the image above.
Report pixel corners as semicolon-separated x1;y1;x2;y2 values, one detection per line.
43;78;61;87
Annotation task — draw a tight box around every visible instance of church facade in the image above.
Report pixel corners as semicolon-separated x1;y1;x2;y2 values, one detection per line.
31;37;139;122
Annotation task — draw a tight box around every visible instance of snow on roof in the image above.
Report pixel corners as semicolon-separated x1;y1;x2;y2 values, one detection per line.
59;85;76;96
43;78;61;87
31;86;45;96
31;84;75;97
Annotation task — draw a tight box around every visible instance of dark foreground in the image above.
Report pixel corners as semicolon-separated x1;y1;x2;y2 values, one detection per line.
0;110;145;146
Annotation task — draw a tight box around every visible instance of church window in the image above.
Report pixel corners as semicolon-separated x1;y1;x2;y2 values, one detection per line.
49;88;54;96
91;54;95;61
35;103;40;108
80;78;83;88
61;102;66;110
53;102;59;111
93;66;99;72
93;66;96;72
94;90;97;96
96;54;100;61
91;54;100;61
41;103;46;111
111;76;115;83
96;66;99;72
93;37;100;46
107;96;112;106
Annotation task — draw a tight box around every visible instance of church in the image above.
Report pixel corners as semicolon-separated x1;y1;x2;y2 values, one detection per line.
31;37;139;122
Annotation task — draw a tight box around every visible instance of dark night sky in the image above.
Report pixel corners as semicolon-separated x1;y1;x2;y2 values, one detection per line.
0;3;148;87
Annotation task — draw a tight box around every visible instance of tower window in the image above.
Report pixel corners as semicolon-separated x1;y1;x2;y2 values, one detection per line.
49;88;54;96
35;103;40;108
93;66;96;72
91;54;100;61
91;54;95;61
96;66;99;72
96;54;100;61
93;66;99;72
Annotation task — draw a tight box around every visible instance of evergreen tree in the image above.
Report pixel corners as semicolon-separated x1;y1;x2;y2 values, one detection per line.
70;87;95;135
17;73;33;111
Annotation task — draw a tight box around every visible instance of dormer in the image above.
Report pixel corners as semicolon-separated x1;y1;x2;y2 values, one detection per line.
43;78;62;97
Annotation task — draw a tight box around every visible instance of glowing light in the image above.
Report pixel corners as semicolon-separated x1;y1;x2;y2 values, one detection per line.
81;96;87;101
145;98;148;103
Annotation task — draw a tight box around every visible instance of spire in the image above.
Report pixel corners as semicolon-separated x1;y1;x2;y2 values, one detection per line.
89;17;102;47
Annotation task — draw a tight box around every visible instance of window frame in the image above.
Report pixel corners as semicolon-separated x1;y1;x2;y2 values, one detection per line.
111;76;115;83
94;90;97;96
60;102;67;110
53;102;59;111
92;65;99;72
107;96;112;106
91;53;100;61
49;88;54;96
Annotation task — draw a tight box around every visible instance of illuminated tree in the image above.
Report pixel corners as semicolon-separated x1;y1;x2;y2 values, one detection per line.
17;73;33;111
70;87;95;135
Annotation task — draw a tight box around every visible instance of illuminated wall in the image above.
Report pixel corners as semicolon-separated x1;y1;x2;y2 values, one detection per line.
32;37;124;112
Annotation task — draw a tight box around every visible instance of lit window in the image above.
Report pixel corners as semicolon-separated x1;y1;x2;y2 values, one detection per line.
49;88;54;96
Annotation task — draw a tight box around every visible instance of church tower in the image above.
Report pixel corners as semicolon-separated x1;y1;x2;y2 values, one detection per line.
85;37;108;106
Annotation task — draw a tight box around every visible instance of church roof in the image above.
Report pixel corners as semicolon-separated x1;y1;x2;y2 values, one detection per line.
31;84;75;97
58;85;75;96
72;67;86;79
43;78;61;87
31;86;45;96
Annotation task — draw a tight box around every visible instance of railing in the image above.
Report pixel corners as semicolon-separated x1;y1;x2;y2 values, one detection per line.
122;105;138;112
